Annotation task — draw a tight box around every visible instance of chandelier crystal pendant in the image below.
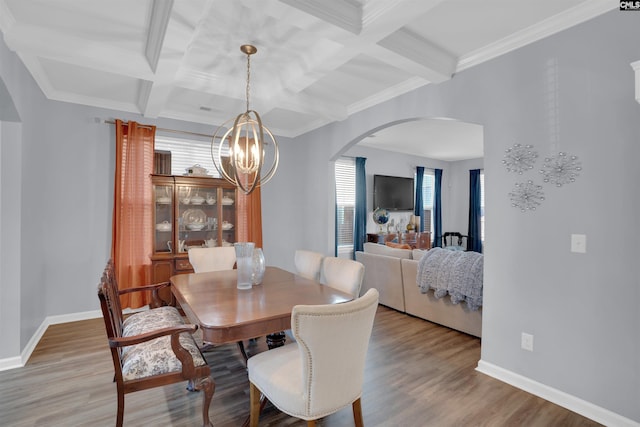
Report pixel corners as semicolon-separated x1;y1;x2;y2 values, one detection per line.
211;44;279;195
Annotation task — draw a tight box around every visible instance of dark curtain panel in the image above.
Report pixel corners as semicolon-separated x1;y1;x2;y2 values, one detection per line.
467;169;483;253
334;176;339;257
414;166;424;232
433;168;443;247
353;157;367;258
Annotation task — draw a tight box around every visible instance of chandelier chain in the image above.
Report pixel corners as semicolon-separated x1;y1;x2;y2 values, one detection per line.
245;53;251;112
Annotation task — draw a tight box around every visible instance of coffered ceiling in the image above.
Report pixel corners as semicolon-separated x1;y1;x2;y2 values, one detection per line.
0;0;614;150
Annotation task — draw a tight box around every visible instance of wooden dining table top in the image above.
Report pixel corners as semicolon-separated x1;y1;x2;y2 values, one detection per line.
170;266;353;345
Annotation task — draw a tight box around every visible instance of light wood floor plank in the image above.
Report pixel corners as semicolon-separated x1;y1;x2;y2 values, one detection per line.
0;306;602;426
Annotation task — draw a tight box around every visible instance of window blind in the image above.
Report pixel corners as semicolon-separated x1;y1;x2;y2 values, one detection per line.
421;170;435;234
155;135;225;177
335;157;355;247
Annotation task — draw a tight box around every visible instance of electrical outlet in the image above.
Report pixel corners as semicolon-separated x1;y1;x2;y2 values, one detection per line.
571;234;586;253
521;332;534;352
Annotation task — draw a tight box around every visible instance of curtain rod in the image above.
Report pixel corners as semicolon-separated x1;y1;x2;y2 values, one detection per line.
104;120;220;139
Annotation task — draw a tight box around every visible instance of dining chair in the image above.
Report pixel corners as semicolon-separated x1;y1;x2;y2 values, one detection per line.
320;256;365;299
247;288;379;427
188;246;236;272
187;246;248;360
294;249;324;281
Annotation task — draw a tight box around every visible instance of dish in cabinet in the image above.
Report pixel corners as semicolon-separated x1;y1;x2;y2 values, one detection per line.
182;209;207;229
191;195;205;204
156;221;172;232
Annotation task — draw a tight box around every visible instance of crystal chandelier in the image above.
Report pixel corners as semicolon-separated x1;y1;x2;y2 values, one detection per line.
211;45;279;195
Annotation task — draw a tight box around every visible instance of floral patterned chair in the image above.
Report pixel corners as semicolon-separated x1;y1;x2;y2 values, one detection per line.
97;260;214;427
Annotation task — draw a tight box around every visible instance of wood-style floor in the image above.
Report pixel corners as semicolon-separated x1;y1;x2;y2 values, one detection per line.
0;305;601;427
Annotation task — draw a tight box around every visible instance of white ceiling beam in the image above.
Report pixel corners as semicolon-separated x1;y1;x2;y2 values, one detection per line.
278;0;363;34
377;28;455;83
140;0;211;118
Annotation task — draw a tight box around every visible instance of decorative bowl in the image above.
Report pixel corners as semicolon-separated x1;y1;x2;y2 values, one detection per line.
222;196;234;205
182;208;206;225
185;164;208;176
156;221;172;232
222;222;234;230
191;196;205;205
157;196;171;204
186;223;206;231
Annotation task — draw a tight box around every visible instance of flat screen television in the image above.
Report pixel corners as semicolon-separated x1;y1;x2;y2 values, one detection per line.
373;174;414;211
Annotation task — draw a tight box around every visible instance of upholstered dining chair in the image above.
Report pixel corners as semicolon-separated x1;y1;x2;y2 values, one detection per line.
188;246;236;272
248;288;379;427
187;246;247;359
320;257;365;299
294;249;324;281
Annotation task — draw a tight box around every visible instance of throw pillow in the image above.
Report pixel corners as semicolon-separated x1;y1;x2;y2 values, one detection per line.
385;242;411;250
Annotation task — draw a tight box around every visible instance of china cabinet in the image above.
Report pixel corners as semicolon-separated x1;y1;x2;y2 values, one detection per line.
150;174;238;285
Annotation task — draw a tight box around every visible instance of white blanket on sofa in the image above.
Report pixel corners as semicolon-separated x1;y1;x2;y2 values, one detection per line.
416;247;483;311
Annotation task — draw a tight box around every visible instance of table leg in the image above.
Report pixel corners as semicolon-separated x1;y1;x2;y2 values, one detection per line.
265;331;286;349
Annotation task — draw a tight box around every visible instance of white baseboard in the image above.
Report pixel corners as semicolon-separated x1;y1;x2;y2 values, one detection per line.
0;309;103;372
476;360;639;427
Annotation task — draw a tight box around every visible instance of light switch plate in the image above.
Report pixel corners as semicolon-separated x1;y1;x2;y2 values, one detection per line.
571;234;586;253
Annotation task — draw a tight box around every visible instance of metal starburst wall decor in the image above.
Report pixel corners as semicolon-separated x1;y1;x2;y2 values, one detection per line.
539;152;581;187
509;181;545;212
502;143;538;174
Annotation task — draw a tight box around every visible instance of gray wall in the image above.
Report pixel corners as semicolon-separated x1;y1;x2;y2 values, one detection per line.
1;9;639;424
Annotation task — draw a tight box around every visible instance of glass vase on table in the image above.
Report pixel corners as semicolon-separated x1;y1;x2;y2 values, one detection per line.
252;248;266;285
234;242;254;290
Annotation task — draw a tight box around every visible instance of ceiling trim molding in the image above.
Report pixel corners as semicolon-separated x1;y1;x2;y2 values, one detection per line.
347;76;427;116
279;0;362;34
361;0;405;28
456;0;616;72
145;0;174;73
378;28;455;82
0;1;16;36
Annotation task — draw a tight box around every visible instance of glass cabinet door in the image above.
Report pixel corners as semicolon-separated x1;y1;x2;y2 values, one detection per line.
220;188;236;247
178;184;216;253
152;175;237;258
153;182;174;254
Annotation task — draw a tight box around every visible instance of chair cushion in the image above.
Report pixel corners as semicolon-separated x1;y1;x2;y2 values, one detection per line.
120;306;206;381
248;344;307;417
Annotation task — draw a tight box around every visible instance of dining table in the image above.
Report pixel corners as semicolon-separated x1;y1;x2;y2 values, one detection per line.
170;266;353;348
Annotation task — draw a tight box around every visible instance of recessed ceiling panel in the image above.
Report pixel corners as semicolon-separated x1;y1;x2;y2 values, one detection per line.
303;54;414;106
40;58;141;106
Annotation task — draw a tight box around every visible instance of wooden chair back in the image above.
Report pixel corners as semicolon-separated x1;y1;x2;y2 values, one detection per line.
97;260;214;427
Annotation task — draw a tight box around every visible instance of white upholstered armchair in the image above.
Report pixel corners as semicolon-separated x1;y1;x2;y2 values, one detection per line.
320;256;365;299
247;288;379;427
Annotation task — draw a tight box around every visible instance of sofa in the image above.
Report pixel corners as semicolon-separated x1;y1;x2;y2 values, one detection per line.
356;242;482;337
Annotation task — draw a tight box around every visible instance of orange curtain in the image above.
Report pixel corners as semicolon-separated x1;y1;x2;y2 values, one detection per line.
111;120;156;308
237;185;263;249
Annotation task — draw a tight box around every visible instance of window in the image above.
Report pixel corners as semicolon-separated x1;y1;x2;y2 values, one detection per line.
335;157;355;258
480;171;485;241
154;135;224;177
419;169;435;234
